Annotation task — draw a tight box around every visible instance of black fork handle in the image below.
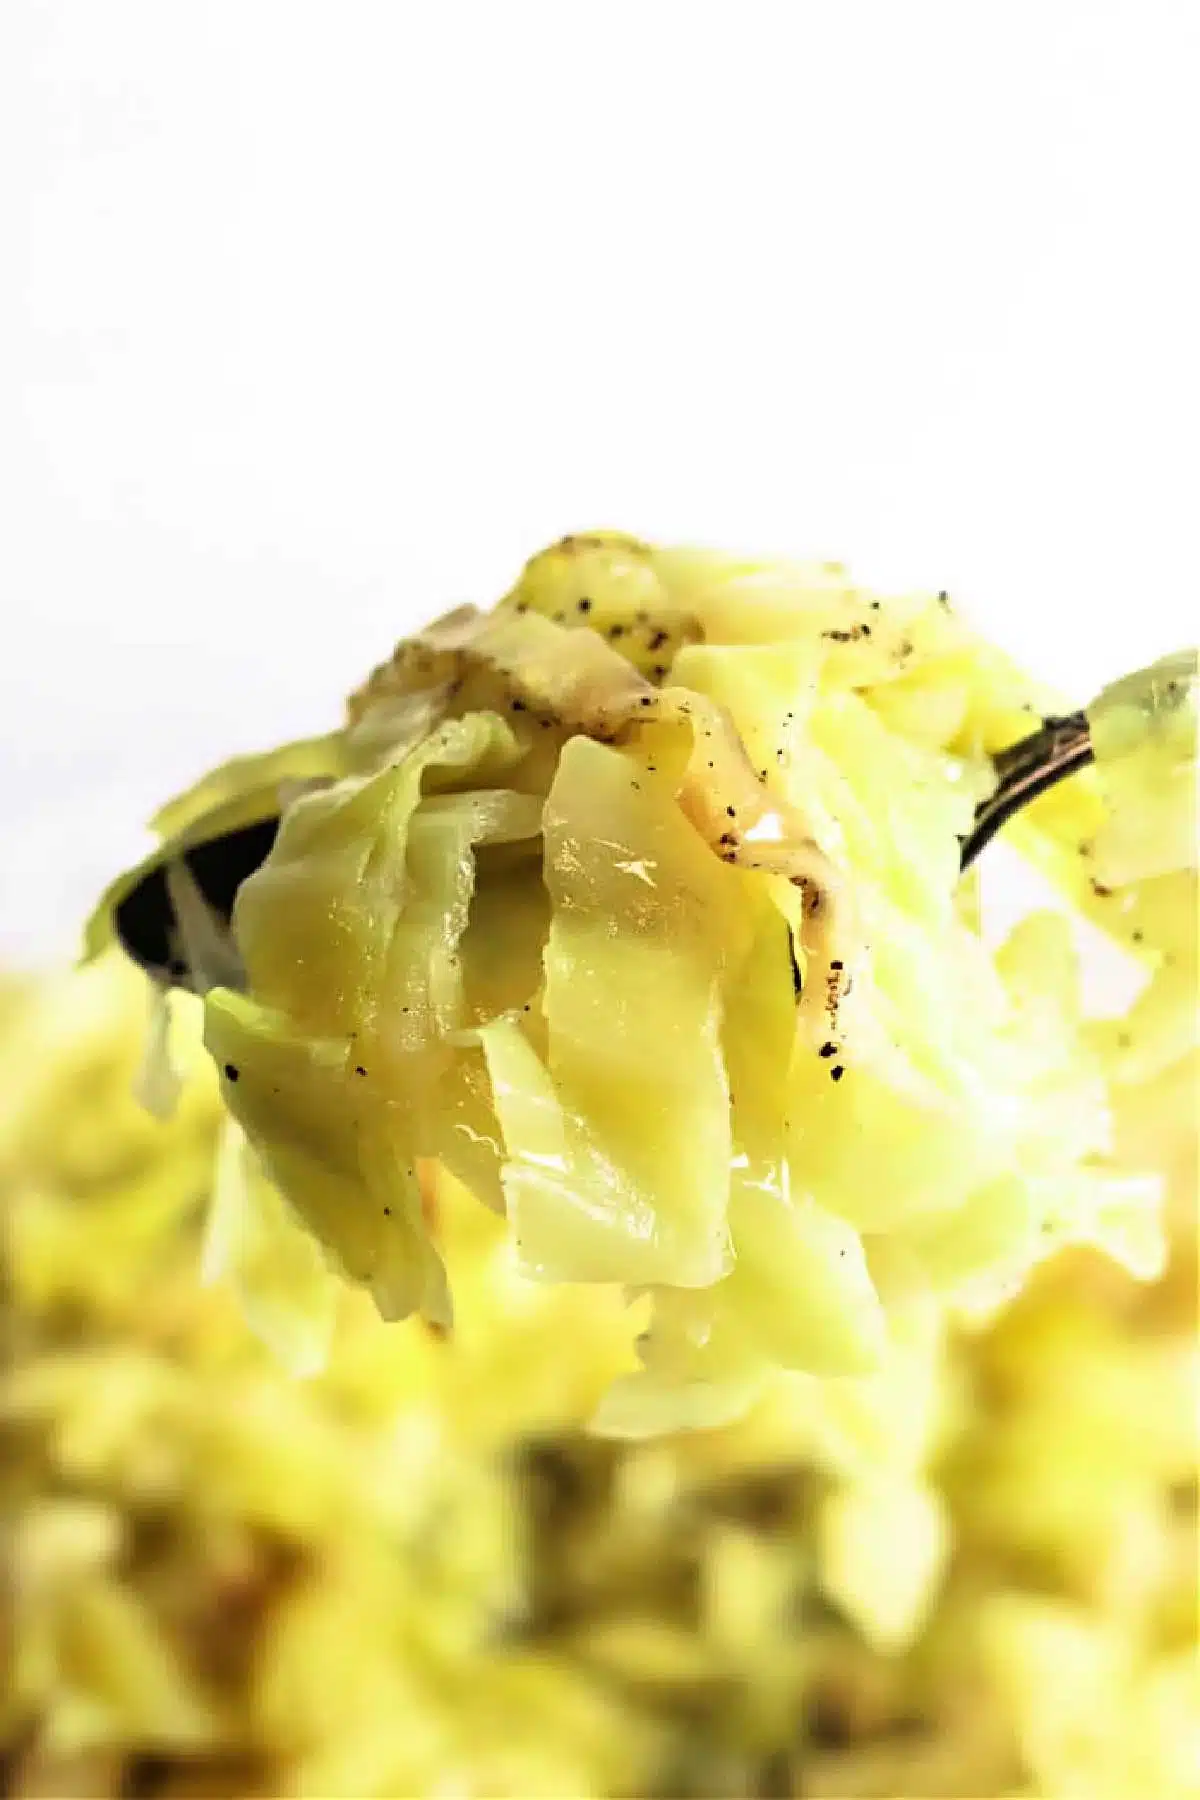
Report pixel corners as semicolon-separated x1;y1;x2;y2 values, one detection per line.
959;711;1094;871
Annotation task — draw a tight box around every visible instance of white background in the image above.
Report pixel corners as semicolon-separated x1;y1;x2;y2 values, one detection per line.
1;1;1196;964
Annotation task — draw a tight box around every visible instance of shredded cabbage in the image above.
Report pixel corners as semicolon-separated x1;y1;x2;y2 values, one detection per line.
1;952;1195;1797
82;534;1197;1445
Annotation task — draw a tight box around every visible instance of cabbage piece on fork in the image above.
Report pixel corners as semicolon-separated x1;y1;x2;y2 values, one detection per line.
87;533;1197;1430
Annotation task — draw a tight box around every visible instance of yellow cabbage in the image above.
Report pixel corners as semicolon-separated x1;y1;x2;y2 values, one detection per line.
2;953;1195;1797
81;534;1197;1444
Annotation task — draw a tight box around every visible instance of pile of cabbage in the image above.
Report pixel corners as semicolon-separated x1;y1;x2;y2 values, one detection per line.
85;535;1198;1433
1;949;1195;1798
5;532;1198;1795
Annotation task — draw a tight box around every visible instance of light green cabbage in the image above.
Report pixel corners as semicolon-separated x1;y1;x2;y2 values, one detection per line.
86;533;1197;1435
84;733;347;966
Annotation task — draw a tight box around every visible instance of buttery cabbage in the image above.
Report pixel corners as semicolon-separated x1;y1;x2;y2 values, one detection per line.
1;952;1195;1798
85;533;1197;1435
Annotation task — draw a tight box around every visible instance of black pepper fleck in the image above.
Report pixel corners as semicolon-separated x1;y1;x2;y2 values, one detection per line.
830;1065;845;1082
223;1063;240;1082
355;1065;367;1076
818;1042;837;1059
830;960;844;972
578;597;592;613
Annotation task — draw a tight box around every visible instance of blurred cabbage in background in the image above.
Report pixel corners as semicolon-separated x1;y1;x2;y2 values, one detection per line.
1;948;1195;1800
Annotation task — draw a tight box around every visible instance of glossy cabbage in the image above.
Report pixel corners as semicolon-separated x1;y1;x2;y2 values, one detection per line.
86;531;1198;1436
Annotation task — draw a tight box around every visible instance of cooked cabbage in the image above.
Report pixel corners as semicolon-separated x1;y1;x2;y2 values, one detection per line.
1;952;1195;1798
84;535;1196;1439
